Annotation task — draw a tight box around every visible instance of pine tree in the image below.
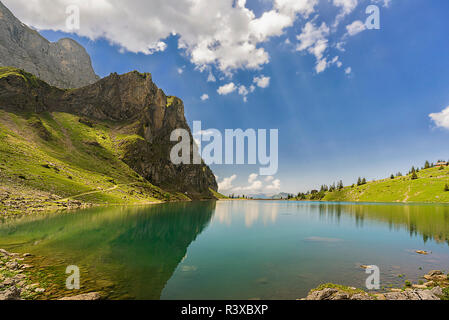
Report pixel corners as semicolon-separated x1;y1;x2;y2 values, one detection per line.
424;161;430;169
361;178;367;185
390;174;395;179
337;180;344;190
357;177;362;186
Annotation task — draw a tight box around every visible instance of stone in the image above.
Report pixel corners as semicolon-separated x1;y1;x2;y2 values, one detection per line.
412;284;428;289
331;292;350;300
3;278;15;286
383;291;421;300
0;286;21;300
13;274;26;280
350;293;374;300
427;270;444;277
416;290;439;300
35;288;45;293
0;248;10;256
431;286;444;297
306;288;338;300
5;261;19;270
422;270;447;281
59;292;101;300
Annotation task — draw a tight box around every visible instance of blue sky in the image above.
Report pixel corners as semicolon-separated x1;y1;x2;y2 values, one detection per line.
7;0;449;195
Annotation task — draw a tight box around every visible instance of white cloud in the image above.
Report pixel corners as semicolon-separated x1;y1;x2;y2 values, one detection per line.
238;85;250;102
238;85;249;96
248;173;258;183
331;56;342;68
200;94;209;101
296;22;330;73
177;67;184;74
316;58;329;73
220;173;281;195
217;82;237;95
3;0;319;75
373;0;392;7
207;72;216;82
430;106;449;130
253;75;271;88
3;0;393;78
218;174;237;191
346;20;366;36
345;67;352;74
336;41;346;52
333;0;358;27
266;179;281;191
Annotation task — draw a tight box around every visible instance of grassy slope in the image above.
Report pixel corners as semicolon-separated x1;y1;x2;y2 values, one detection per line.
293;167;449;203
0;67;41;87
0;108;189;215
208;188;229;199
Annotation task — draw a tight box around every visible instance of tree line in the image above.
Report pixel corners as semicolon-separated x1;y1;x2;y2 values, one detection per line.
294;159;449;200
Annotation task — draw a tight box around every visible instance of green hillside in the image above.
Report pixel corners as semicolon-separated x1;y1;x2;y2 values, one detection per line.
293;166;449;203
0;109;190;216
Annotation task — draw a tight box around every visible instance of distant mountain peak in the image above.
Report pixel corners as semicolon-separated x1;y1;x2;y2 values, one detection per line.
0;0;99;89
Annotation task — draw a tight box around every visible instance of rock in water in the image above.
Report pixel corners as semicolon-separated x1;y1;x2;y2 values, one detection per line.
59;292;101;300
0;1;99;89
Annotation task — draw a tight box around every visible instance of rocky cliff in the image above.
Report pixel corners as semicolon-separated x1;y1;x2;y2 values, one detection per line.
0;1;99;89
0;67;218;199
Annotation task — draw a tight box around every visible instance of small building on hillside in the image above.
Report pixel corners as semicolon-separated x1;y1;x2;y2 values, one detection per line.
435;161;448;167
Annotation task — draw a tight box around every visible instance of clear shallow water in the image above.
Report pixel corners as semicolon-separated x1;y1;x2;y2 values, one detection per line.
1;201;449;299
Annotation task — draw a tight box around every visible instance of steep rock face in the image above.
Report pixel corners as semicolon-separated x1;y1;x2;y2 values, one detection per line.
0;1;99;89
0;68;218;199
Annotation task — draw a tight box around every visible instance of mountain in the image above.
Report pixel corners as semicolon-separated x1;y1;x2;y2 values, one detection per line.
246;192;293;199
0;1;99;89
272;192;294;199
0;67;218;215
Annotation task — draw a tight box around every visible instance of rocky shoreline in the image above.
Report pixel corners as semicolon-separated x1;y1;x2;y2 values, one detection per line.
2;245;448;301
0;248;100;300
303;270;449;300
0;184;93;219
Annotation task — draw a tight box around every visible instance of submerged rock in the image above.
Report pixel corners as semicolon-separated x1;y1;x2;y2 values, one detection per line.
59;292;101;301
0;287;21;300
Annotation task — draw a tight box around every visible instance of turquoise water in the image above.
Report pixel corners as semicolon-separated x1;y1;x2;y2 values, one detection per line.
1;200;449;299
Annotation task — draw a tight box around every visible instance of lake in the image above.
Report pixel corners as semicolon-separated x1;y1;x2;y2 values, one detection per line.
1;200;449;299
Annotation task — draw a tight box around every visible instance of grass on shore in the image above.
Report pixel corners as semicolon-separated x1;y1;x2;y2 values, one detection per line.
0;109;189;216
292;166;449;203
